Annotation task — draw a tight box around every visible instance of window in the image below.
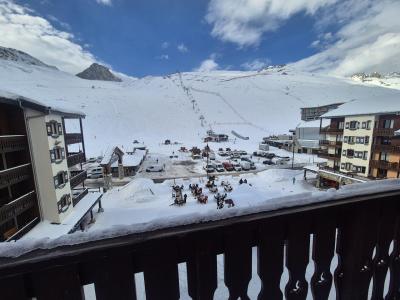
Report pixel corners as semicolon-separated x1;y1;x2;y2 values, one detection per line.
356;137;364;144
363;151;368;160
362;122;366;129
57;194;71;214
381;152;390;162
338;121;344;129
348;136;355;144
341;163;345;169
349;121;358;130
46;120;63;137
366;121;372;130
355;151;363;158
345;163;352;171
364;136;370;145
345;122;349;129
382;138;391;145
344;136;348;143
347;149;354;158
54;171;68;188
383;119;394;129
50;147;65;163
342;150;347;156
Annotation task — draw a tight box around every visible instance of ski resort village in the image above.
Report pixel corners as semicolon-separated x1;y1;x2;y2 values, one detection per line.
1;0;400;298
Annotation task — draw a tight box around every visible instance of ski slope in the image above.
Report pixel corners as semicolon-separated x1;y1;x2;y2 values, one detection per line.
1;60;400;156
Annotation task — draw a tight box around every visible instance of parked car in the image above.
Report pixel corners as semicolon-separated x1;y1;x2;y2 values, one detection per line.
265;153;276;159
87;167;103;178
218;148;224;151
240;161;251;171
226;147;231;151
214;163;225;172
230;152;240;159
239;150;247;155
263;160;275;165
146;165;164;172
233;163;242;171
218;151;227;156
87;157;97;163
222;162;234;171
250;163;256;170
241;157;252;163
204;164;215;173
192;154;202;160
208;152;216;160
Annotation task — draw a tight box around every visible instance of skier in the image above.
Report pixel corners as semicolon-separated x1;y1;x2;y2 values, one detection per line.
243;179;247;184
292;177;296;185
239;178;243;185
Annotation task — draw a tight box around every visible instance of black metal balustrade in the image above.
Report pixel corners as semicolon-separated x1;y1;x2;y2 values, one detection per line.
0;136;27;154
0;189;400;299
0;164;31;189
0;191;36;226
320;127;343;135
65;133;83;145
67;152;86;168
318;151;341;161
70;170;87;189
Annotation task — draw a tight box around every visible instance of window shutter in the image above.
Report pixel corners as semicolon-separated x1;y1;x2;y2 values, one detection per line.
61;148;65;159
50;150;55;162
64;171;68;182
345;122;349;129
54;176;59;188
58;124;63;135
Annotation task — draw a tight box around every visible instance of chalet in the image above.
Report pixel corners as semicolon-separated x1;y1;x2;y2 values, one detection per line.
0;90;102;241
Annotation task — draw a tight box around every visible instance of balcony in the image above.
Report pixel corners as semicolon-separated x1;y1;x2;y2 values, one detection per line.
70;170;87;189
0;163;31;189
0;191;36;226
0;135;28;153
372;144;400;153
370;160;399;171
318;151;341;161
374;128;395;137
65;133;83;145
0;189;400;299
320;127;343;135
67;152;86;168
320;140;342;147
72;188;88;206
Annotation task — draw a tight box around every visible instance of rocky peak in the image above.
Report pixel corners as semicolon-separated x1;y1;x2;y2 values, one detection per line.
76;63;122;82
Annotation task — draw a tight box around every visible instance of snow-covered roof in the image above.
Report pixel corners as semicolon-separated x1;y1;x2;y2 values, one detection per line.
100;146;124;166
0;89;85;117
322;94;400;118
111;149;146;167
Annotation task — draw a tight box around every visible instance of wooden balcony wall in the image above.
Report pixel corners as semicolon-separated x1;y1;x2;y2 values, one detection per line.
372;144;400;153
370;160;399;171
0;136;28;154
0;191;36;226
374;128;395;137
0;163;31;190
320;128;344;135
1;190;400;299
319;140;342;147
70;170;87;189
67;152;86;168
65;133;83;145
318;151;341;161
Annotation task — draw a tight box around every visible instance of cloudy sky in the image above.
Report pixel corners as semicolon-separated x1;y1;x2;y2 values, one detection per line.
0;0;399;77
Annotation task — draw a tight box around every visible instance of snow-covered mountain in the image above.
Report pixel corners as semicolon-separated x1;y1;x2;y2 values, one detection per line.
0;46;57;70
1;50;400;156
76;63;122;82
351;72;400;90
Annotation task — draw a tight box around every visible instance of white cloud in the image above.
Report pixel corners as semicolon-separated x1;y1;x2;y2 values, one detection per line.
294;0;400;76
161;41;169;49
194;58;219;72
156;54;169;60
177;43;188;53
0;0;96;73
96;0;112;6
241;58;271;70
206;0;337;47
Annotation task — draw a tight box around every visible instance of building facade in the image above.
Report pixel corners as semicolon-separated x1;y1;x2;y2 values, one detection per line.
301;102;344;121
0;91;101;240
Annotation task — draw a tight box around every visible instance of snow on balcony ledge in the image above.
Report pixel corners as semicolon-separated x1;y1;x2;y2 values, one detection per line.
0;179;399;258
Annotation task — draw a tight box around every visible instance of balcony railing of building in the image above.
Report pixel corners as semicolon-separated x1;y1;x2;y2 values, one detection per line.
0;189;400;299
0;163;31;190
67;152;86;168
372;144;400;153
72;187;88;207
70;170;87;189
370;160;399;171
65;133;83;145
318;151;341;161
0;191;36;227
374;128;395;137
0;135;28;154
320;127;344;135
319;140;342;147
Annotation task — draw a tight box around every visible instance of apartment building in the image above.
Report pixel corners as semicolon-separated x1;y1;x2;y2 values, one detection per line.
318;98;400;185
0;91;102;241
